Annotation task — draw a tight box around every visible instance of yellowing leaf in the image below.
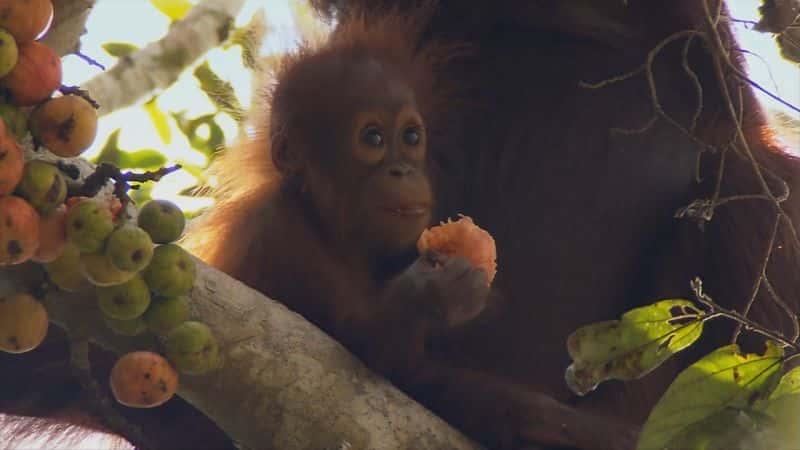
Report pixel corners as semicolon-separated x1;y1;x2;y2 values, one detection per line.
637;342;784;450
144;97;172;144
101;42;140;58
565;299;704;395
149;0;193;21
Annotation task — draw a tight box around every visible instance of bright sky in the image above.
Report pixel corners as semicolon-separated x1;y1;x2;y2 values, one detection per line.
2;1;798;448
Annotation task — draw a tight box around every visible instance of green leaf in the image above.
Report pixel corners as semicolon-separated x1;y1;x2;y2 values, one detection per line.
637;342;784;450
119;150;168;170
748;367;800;449
129;182;155;207
144;96;172;144
94;129;124;166
149;0;193;21
227;10;268;70
101;42;140;58
565;299;705;395
171;112;225;158
192;61;246;123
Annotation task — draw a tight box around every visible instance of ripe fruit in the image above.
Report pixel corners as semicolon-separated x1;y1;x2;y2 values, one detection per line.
16;160;67;215
0;102;28;141
143;244;196;297
29;95;98;157
0;196;40;265
103;315;148;336
32;204;67;263
66;198;114;253
0;293;48;354
106;225;153;272
0;41;61;106
0;125;23;195
110;351;179;408
138;200;186;244
0;0;54;43
43;242;90;292
96;274;151;320
80;251;136;287
417;215;497;284
164;321;220;375
143;296;189;335
0;28;18;78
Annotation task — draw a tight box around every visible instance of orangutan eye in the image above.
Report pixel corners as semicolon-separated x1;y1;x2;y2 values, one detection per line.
403;127;421;146
362;127;384;148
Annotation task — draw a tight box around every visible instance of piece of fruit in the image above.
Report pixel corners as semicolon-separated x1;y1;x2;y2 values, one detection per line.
143;296;189;335
0;28;18;78
16;160;67;215
0;41;61;106
0;292;48;354
43;242;90;292
32;204;67;263
110;351;179;408
80;251;136;287
0;124;23;195
0;102;28;141
0;196;40;265
143;244;196;297
66;198;114;253
0;0;54;43
417;215;497;284
103;314;148;337
96;274;151;320
29;95;99;157
106;225;153;272
164;321;220;375
137;200;185;244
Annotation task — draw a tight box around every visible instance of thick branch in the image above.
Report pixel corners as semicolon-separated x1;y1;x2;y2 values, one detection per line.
81;0;246;117
4;260;479;450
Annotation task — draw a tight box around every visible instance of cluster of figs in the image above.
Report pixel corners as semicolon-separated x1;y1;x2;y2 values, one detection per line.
0;0;220;409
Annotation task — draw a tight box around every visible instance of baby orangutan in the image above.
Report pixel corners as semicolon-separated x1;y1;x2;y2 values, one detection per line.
186;13;638;450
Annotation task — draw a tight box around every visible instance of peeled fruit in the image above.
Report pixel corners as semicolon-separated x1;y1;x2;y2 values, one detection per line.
32;204;66;263
143;296;189;335
0;41;61;106
103;315;147;337
43;242;90;292
0;126;23;195
0;28;18;78
164;321;220;375
143;244;196;297
0;293;48;354
417;215;497;284
0;102;28;141
96;274;151;320
0;196;40;265
0;0;54;43
106;225;153;272
16;160;67;215
138;200;185;244
110;351;179;408
66;198;114;253
80;251;136;287
29;95;98;157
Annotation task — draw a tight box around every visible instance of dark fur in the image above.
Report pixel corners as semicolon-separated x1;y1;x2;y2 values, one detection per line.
2;1;798;449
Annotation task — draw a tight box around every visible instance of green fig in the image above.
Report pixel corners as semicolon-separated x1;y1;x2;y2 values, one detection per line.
80;251;136;287
106;225;154;272
43;243;91;292
0;102;27;141
143;295;189;335
96;274;151;320
164;321;220;375
102;315;148;336
16;160;67;215
66;199;114;253
142;244;196;297
137;200;185;244
0;28;18;79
